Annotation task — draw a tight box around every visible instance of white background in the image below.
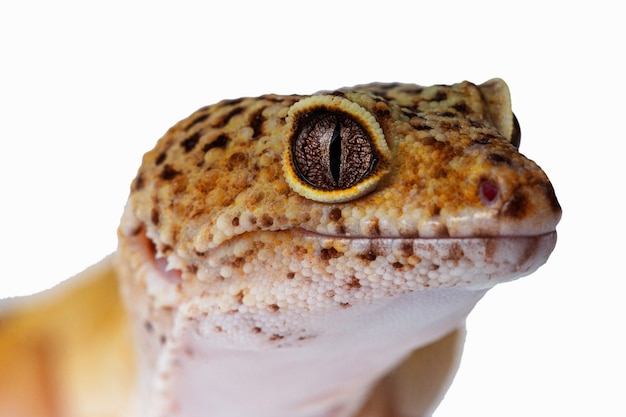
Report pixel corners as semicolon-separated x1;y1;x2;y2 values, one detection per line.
1;1;623;416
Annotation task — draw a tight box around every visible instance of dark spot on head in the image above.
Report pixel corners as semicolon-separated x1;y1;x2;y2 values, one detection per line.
487;153;512;165
214;106;244;128
160;164;180;180
432;91;447;102
473;138;492;145
269;334;284;341
232;216;240;227
133;173;144;191
188;113;209;128
159;335;166;345
340;302;352;308
374;104;390;117
474;133;497;145
470;119;486;128
286;272;295;280
368;92;386;101
392;261;403;269
268;304;280;312
215;326;223;333
376;82;401;90
249;108;266;139
452;102;469;114
181;132;201;152
203;134;230;152
151;207;159;226
359;251;377;262
501;190;528;218
155;152;167;166
440;121;461;130
221;98;244;106
260;214;273;228
252;327;262;334
402;109;419;119
320;247;342;260
329;207;342;221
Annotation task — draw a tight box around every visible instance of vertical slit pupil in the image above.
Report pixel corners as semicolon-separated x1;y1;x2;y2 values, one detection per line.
329;121;342;185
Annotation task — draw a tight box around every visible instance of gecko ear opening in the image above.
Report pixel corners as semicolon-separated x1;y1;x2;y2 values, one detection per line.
282;95;391;203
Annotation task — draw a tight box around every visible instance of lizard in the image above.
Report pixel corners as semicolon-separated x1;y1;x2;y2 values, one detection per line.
0;79;561;417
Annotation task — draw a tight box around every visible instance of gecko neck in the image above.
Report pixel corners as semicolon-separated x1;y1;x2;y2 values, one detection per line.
137;288;486;417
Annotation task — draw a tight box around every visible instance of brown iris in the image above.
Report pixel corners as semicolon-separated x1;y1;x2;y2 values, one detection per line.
291;110;377;190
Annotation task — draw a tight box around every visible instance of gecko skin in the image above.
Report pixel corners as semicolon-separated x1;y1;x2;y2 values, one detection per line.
0;79;561;417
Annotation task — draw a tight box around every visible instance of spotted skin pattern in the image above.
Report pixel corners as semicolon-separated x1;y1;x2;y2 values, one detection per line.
1;79;560;417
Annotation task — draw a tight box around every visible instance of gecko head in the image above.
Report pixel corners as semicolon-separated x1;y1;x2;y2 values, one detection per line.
117;79;560;334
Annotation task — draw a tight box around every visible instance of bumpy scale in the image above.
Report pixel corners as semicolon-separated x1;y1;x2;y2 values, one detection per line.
0;79;561;417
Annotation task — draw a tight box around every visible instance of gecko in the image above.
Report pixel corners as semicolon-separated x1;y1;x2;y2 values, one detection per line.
0;79;561;417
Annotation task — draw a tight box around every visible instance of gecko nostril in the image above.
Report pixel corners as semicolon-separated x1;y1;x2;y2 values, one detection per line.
479;180;500;205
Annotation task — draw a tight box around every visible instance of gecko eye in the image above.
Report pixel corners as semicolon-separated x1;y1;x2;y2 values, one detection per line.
291;111;376;190
283;95;391;203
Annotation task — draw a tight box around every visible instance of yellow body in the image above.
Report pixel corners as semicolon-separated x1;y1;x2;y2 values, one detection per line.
0;257;134;417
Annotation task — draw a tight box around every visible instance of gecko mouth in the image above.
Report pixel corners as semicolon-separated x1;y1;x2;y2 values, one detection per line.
130;219;557;294
137;228;183;285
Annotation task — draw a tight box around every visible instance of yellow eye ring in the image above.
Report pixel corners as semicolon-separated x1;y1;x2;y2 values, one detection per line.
283;95;391;203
